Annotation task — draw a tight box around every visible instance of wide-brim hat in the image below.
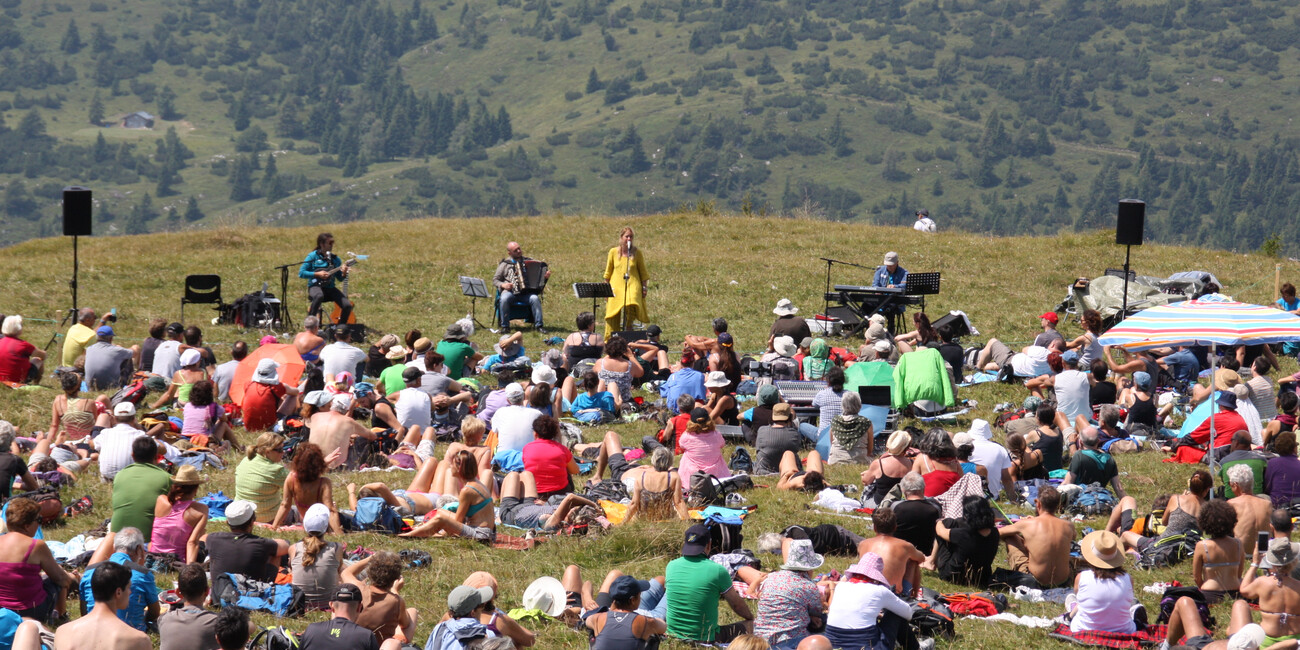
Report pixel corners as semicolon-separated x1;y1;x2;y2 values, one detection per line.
704;371;730;388
385;346;407;360
772;403;793;422
780;539;824;571
1266;538;1299;568
1214;368;1241;391
522;577;567;617
865;323;889;342
774;336;798;358
1081;530;1125;569
1261;541;1300;569
1227;624;1266;650
172;464;204;486
844;552;890;585
253;358;280;385
414;337;434;352
531;365;557;386
967;419;993;441
886;430;912;456
1216;390;1238;410
773;299;799;317
495;335;520;357
444;323;467;340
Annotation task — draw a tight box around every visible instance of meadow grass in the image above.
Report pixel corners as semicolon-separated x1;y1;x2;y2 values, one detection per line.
0;216;1296;647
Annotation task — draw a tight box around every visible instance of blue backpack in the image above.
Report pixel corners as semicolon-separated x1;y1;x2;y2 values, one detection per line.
212;573;304;617
353;497;403;534
1068;484;1117;517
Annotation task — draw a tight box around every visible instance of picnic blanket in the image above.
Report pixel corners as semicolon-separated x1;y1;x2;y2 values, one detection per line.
1047;623;1168;649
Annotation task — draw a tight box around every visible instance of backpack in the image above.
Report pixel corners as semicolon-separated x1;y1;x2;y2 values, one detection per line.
212;573;304;617
250;626;300;650
11;486;63;524
352;496;404;534
729;447;753;474
1137;530;1201;570
108;373;151;408
770;357;799;381
910;595;956;639
688;473;724;509
1067;483;1117;517
583;479;630;503
1157;586;1215;630
705;516;744;553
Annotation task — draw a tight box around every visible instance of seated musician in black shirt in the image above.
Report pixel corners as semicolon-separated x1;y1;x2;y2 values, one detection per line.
493;241;550;333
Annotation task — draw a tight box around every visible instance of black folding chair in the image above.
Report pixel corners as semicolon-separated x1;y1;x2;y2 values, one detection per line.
181;274;224;323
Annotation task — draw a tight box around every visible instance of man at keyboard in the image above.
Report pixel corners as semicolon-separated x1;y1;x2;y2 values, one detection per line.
872;252;907;289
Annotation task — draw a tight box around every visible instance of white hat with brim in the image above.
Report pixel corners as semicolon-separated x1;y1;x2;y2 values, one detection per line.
225;500;258;527
780;539;825;572
704;371;730;388
773;336;798;358
773;299;799;317
522;576;567;617
253;358;280;385
385;346;406;360
1227;624;1266;650
531;365;557;386
967;419;993;441
180;349;202;368
886;430;912;456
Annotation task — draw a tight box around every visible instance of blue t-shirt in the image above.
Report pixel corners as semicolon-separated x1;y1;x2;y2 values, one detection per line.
1278;297;1300;312
1161;349;1200;384
482;346;526;371
660;368;706;413
79;552;158;631
573;391;616;413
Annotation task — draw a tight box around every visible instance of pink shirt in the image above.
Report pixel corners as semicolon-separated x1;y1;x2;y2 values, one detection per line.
678;429;730;490
522;439;573;494
150;500;197;557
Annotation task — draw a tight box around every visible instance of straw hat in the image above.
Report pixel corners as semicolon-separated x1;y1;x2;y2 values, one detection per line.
1081;530;1125;569
172;465;204;486
385;346;407;360
1214;368;1241;391
886;430;912;456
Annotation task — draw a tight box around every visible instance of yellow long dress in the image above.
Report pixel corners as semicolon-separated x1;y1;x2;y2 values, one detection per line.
603;247;649;337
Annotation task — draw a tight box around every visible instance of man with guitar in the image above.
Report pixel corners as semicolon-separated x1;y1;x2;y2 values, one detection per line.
299;232;353;324
492;241;549;333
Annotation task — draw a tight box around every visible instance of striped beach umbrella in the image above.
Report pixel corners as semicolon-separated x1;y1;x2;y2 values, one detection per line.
1098;293;1300;487
1098;293;1300;351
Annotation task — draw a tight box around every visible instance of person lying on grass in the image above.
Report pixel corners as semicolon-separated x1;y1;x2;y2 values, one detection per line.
399;450;495;542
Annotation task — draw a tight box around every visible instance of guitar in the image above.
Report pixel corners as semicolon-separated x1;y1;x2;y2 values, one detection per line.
330;254;366;324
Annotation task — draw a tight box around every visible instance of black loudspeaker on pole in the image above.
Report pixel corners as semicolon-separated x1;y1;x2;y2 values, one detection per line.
62;186;92;315
1116;199;1145;321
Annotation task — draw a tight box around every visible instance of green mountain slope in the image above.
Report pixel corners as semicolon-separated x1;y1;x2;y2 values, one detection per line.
1;0;1299;255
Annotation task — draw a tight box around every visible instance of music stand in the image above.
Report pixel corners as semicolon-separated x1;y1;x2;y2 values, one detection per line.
573;282;614;319
904;271;941;314
460;276;490;331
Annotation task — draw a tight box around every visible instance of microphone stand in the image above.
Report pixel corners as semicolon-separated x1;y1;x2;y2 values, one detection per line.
818;257;872;323
273;261;301;327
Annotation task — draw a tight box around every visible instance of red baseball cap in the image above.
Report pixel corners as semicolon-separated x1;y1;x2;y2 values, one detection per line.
1040;312;1059;324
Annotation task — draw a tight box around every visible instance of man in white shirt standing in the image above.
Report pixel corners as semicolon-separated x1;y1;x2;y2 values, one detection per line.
320;325;367;382
912;209;936;233
491;383;541;453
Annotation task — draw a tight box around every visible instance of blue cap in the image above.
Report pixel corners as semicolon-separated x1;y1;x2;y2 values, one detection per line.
96;325;115;337
1061;350;1079;365
1133;371;1152;390
1216;391;1237;410
608;575;651;602
352;382;375;398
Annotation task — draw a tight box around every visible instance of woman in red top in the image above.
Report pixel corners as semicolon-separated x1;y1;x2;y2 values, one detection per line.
522;415;578;498
242;359;299;432
0;316;44;384
915;429;962;497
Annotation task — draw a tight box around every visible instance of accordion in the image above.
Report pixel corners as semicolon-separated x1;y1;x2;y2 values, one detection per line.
514;260;549;292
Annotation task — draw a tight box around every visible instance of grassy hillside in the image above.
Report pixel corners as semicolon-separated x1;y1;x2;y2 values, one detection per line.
1;0;1300;255
0;219;1295;647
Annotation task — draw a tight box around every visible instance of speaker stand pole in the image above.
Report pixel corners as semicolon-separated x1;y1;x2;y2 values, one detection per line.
1121;243;1132;321
71;235;79;313
823;258;832;323
279;265;291;327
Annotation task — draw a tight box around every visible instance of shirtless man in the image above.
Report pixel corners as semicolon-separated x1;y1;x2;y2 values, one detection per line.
1227;463;1275;557
294;316;326;363
55;562;151;650
857;506;925;597
996;486;1074;588
307;393;374;469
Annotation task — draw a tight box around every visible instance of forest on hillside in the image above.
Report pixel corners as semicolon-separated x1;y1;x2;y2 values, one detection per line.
0;0;1298;255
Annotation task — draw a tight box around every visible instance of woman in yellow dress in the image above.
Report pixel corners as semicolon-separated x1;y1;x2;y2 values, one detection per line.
603;226;649;337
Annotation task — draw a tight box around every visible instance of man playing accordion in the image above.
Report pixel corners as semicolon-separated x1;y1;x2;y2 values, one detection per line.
493;241;550;333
